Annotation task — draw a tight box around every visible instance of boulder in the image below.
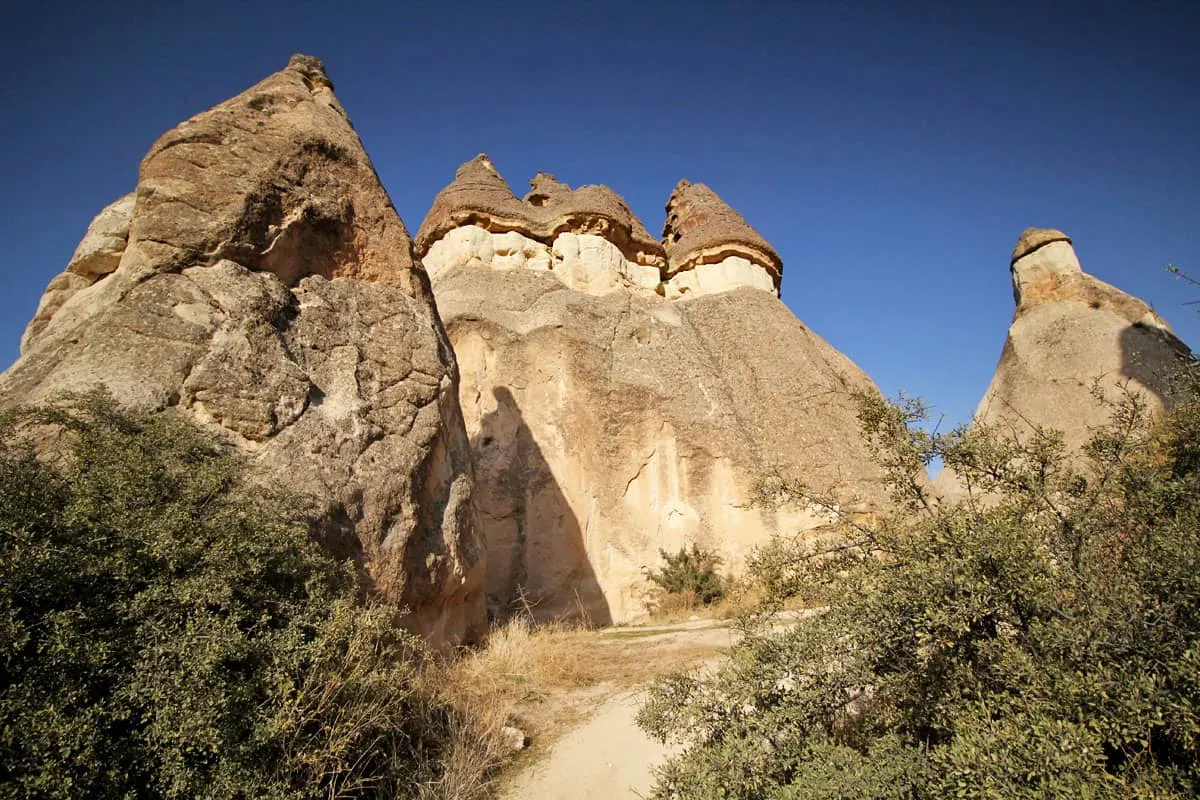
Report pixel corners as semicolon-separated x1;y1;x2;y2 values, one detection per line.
0;55;486;646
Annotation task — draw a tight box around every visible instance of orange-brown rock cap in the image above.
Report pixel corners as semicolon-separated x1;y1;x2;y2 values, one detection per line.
415;155;665;266
662;180;782;286
1011;227;1073;265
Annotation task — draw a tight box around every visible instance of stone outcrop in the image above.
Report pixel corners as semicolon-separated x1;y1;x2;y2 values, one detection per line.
1;56;485;646
420;159;891;624
20;194;136;353
661;180;782;299
935;228;1191;498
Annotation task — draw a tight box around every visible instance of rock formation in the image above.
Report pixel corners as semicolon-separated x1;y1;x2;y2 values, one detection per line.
661;180;782;299
1;56;486;646
419;156;891;624
935;228;1191;497
418;155;667;295
417;157;785;301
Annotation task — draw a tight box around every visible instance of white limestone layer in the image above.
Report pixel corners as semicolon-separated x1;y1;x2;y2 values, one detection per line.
662;255;776;299
424;225;778;300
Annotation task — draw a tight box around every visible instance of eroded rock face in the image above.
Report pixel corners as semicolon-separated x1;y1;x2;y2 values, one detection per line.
1;56;485;646
20;194;136;354
935;228;1191;498
421;161;890;622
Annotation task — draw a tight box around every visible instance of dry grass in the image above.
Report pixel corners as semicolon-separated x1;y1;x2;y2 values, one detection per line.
414;614;732;799
413;619;615;799
643;581;766;624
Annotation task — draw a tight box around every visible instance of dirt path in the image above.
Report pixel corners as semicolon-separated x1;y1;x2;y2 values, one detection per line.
498;619;736;800
499;688;675;799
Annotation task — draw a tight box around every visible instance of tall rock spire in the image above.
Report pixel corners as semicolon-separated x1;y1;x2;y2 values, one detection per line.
935;227;1192;498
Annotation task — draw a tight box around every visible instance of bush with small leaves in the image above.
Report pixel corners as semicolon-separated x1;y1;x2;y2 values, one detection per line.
640;368;1200;799
644;544;726;606
0;391;455;799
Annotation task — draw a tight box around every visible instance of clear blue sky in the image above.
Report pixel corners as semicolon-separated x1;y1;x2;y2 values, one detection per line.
2;0;1197;431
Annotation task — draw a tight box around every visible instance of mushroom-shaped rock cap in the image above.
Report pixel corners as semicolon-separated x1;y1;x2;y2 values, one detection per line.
415;154;524;249
416;156;664;265
662;180;782;284
1011;227;1073;265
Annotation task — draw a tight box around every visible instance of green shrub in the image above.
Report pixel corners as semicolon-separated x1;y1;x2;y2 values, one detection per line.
645;544;726;605
0;392;451;799
639;376;1200;799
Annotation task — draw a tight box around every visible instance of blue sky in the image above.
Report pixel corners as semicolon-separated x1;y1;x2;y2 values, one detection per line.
2;0;1197;431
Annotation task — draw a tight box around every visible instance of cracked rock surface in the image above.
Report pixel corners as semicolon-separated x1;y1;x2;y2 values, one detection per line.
1;55;485;647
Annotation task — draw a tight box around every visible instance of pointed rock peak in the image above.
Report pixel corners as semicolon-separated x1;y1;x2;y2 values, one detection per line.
287;53;333;90
457;153;505;181
1011;227;1074;266
662;179;782;288
524;172;570;206
3;59;484;646
125;55;416;286
415;155;523;252
446;154;518;198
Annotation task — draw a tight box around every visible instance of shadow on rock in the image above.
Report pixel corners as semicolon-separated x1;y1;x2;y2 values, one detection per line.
1120;321;1194;408
471;387;612;627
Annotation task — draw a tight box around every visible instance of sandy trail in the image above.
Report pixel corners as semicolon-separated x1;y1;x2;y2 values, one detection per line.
499;688;676;799
498;619;737;800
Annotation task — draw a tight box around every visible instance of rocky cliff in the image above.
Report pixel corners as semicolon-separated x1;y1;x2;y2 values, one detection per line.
419;157;891;624
23;57;1170;637
935;228;1191;497
1;56;486;646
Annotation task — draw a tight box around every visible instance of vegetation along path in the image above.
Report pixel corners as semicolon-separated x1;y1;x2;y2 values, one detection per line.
494;618;737;799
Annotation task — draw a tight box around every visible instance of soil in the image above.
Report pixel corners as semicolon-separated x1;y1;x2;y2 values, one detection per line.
498;618;737;799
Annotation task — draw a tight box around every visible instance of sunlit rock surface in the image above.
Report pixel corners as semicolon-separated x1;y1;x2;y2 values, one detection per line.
419;158;893;624
935;228;1192;499
1;55;486;647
